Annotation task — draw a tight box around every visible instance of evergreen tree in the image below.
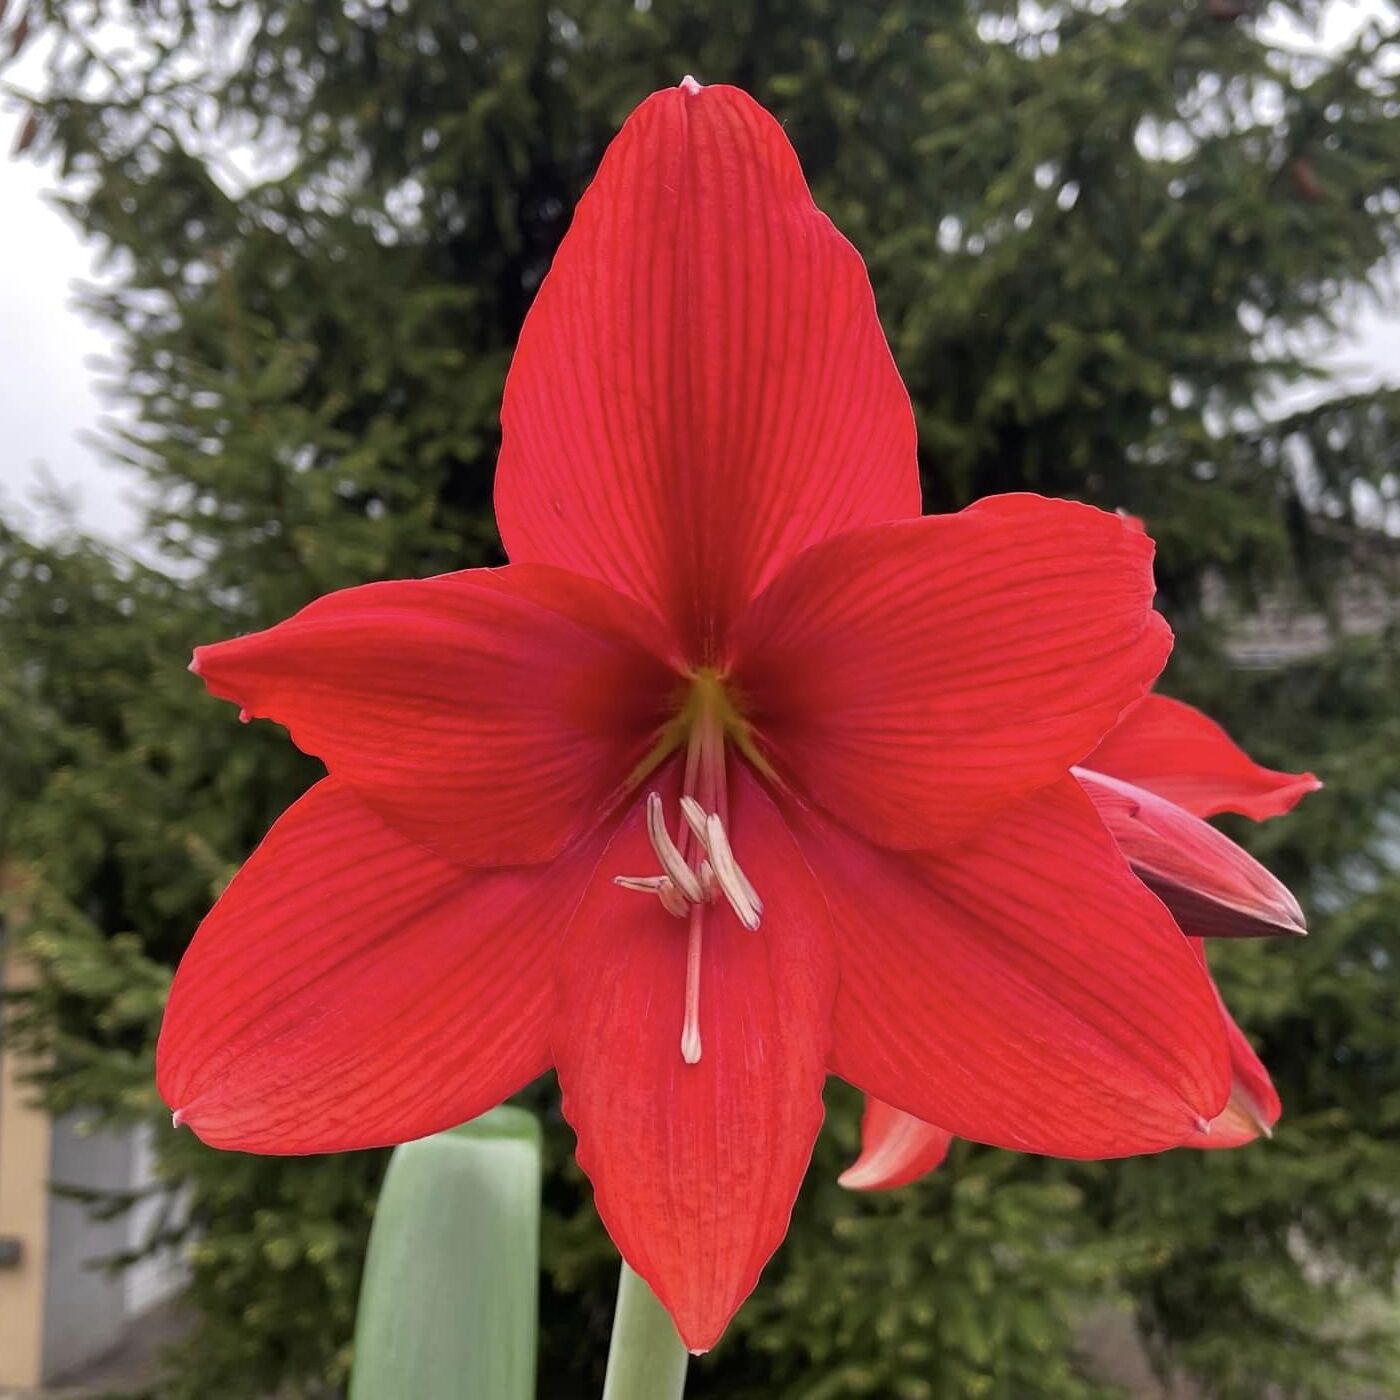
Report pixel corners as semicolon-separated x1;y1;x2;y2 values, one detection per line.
2;1;1398;1395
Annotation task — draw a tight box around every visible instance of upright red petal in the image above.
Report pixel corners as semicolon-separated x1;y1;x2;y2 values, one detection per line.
838;1098;954;1191
192;564;680;868
1077;768;1307;938
554;762;837;1352
1085;693;1320;820
731;496;1171;850
157;780;607;1153
496;81;919;658
809;779;1230;1157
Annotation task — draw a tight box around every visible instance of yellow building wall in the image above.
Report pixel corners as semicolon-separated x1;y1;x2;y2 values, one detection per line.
0;947;51;1389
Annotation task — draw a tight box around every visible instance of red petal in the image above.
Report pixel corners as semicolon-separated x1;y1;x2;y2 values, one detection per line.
554;762;837;1352
192;564;679;867
157;780;606;1153
1085;694;1320;821
1184;952;1281;1149
732;496;1171;849
839;1098;954;1191
496;82;919;657
811;778;1230;1156
1078;768;1307;938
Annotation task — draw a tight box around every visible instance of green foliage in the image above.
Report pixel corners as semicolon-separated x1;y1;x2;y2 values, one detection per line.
2;1;1399;1396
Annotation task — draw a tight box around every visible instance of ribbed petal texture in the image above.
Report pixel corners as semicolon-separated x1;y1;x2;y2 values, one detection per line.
732;496;1171;849
158;780;606;1153
813;779;1230;1157
555;763;837;1352
192;564;679;868
496;82;919;658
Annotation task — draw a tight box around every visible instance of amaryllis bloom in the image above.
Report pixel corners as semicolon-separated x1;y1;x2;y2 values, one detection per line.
841;695;1317;1191
158;81;1240;1351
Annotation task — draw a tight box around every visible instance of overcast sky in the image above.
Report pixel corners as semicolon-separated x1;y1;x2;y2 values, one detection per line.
1;3;1397;550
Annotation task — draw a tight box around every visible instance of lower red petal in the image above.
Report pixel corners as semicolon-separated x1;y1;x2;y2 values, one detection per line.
1084;693;1320;821
157;780;605;1153
809;778;1230;1158
843;946;1279;1187
554;762;837;1352
839;1098;954;1191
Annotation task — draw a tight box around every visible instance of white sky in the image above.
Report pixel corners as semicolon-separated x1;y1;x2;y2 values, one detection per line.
0;2;1397;548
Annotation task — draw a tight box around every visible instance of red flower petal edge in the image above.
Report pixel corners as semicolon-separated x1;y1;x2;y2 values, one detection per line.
1085;693;1320;820
814;778;1230;1158
731;495;1171;850
191;565;680;869
159;780;609;1153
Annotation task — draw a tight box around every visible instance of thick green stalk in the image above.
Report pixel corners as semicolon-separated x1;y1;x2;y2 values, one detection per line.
601;1263;689;1400
349;1109;541;1400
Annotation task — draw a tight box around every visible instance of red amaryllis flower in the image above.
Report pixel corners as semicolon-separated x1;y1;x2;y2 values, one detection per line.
840;695;1316;1191
158;81;1236;1351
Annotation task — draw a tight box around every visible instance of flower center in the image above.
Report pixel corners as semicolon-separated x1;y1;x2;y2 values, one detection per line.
613;672;764;1065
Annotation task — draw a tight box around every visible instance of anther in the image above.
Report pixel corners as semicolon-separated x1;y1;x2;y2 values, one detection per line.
613;874;690;918
708;814;763;917
680;796;709;846
617;791;763;943
615;790;764;1068
647;793;704;903
681;797;762;931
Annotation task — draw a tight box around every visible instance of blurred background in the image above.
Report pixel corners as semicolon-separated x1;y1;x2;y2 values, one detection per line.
1;1;1398;1396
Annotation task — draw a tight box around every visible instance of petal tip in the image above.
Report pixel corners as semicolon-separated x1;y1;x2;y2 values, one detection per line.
836;1161;881;1192
679;74;704;94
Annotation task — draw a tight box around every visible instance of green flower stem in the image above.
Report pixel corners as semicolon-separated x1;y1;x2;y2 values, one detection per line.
601;1263;689;1400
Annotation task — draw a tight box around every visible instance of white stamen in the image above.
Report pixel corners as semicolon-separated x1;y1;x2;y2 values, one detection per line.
613;874;669;894
614;792;765;1062
684;797;762;915
680;795;710;847
703;813;763;931
646;792;704;903
613;874;690;918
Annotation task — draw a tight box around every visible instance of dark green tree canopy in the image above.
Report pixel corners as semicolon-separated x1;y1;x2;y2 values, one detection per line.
3;1;1399;1395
